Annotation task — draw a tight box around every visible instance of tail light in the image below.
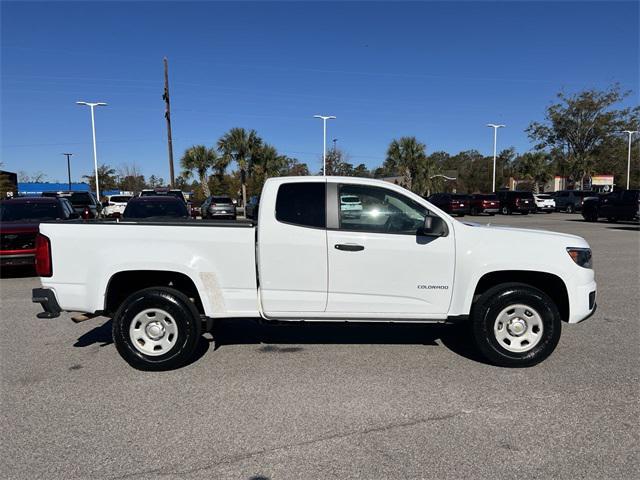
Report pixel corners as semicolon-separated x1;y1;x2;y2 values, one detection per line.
515;197;521;205
82;207;91;219
35;234;52;277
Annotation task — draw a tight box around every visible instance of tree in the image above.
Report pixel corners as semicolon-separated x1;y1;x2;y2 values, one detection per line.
527;85;639;189
217;128;263;206
383;137;432;194
117;163;146;193
83;164;117;195
147;175;165;188
514;152;553;193
180;145;218;197
18;171;47;183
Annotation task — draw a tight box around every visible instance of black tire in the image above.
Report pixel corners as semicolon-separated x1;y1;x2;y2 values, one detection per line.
470;207;478;216
458;213;465;218
471;283;561;367
501;206;511;215
521;211;529;215
112;287;202;370
566;204;574;214
606;217;617;223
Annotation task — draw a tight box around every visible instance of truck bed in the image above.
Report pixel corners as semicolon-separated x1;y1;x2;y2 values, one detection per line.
38;220;259;318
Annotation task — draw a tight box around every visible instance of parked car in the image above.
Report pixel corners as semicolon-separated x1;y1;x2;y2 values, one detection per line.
201;195;237;220
42;191;102;218
469;194;499;215
139;188;187;203
245;195;260;220
34;176;596;369
340;194;363;218
496;190;535;215
140;188;191;216
122;196;190;219
582;189;639;223
553;190;589;213
102;195;132;218
427;193;471;217
0;197;78;267
533;193;556;213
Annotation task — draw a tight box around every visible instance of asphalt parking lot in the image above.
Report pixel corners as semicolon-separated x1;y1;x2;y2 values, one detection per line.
1;213;638;480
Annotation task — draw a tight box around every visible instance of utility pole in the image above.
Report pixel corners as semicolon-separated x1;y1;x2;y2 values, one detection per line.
163;57;175;188
623;130;638;190
62;153;73;191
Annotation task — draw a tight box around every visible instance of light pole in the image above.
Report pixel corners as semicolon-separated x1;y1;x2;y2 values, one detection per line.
313;115;336;175
622;130;638;190
62;153;73;191
487;124;505;192
76;101;107;200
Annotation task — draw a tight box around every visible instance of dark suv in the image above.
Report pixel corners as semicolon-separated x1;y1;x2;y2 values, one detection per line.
582;189;639;223
469;194;499;215
42;191;101;218
553;190;589;213
496;190;535;215
427;193;471;217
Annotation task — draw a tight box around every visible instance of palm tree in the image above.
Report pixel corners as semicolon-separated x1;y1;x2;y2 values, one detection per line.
180;145;217;197
83;164;117;195
385;137;429;193
217;128;263;206
516;152;553;193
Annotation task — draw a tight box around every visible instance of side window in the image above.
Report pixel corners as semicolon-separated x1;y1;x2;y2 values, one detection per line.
338;184;427;235
275;182;326;228
622;190;637;203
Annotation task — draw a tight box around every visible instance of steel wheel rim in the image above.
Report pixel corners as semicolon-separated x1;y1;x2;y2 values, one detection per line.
493;304;544;353
129;308;178;356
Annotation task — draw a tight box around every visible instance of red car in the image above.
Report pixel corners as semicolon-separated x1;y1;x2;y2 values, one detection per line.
469;194;500;215
0;197;78;268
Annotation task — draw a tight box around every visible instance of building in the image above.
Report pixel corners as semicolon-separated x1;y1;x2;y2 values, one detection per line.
0;170;18;198
17;182;91;196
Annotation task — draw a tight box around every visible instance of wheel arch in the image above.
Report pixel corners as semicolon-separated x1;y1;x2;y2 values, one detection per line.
104;270;205;317
472;270;570;322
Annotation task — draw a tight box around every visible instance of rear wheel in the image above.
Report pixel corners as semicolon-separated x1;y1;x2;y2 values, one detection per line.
471;283;561;367
112;287;202;370
566;204;574;214
501;206;511;215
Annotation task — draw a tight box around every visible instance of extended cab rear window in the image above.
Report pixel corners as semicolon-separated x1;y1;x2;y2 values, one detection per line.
276;182;326;228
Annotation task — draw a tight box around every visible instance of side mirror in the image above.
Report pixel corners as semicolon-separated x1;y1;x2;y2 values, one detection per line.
418;215;447;237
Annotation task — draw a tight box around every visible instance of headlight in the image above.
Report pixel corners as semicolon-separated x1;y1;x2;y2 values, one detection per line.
567;247;592;269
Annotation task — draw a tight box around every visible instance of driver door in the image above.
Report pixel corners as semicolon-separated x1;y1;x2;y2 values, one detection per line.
326;183;455;317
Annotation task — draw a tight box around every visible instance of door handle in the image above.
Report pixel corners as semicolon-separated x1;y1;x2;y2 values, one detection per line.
335;243;365;251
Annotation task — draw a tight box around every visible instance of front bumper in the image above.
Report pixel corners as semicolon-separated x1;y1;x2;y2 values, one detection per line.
568;281;597;323
32;288;62;319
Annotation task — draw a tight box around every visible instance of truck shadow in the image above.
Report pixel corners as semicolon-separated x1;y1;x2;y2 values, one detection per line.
74;318;488;366
214;318;487;365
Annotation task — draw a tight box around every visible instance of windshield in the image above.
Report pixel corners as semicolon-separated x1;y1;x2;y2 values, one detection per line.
0;202;60;221
123;200;188;219
110;196;131;203
536;194;552;199
212;197;233;204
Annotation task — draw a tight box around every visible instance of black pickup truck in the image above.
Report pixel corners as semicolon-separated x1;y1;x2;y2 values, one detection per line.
582;189;639;223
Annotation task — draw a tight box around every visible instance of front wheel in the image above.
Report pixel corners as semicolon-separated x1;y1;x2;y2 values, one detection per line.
112;287;202;370
501;206;511;215
471;283;561;367
566;204;574;214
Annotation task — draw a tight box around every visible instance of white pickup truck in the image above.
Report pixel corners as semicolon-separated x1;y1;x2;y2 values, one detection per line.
32;177;597;369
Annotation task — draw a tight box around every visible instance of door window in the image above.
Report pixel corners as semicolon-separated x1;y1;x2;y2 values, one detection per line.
275;182;326;228
338;184;427;234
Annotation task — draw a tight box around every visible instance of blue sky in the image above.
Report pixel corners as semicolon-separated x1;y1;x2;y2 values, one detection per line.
1;1;638;182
